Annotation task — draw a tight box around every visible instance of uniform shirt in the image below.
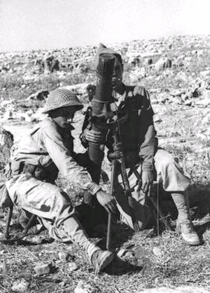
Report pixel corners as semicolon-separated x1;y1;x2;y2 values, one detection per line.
11;117;100;195
107;85;158;172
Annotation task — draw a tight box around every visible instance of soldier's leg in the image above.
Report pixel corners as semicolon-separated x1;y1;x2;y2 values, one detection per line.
154;149;200;245
6;174;114;272
116;167;154;230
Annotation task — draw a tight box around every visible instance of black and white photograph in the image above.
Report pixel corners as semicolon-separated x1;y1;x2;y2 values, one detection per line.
0;1;210;292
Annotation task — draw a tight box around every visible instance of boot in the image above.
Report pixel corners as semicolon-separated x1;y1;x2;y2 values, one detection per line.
59;216;114;273
176;220;200;246
91;249;114;274
171;192;200;246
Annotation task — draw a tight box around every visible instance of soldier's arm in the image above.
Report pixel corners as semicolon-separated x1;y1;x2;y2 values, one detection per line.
135;86;158;172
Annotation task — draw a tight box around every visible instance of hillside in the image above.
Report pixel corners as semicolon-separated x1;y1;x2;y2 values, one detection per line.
0;35;210;293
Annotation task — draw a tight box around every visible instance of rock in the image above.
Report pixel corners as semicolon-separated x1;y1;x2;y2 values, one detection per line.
26;235;44;244
156;93;170;104
4;110;13;120
117;248;127;258
19;113;33;122
0;247;6;254
68;262;78;272
0;126;14;149
153;246;163;258
154;115;162;123
27;90;49;101
58;251;74;262
195;98;210;107
63;83;89;95
31;107;47;121
58;252;69;262
11;278;29;292
34;263;51;275
155;57;172;70
184;99;193;106
201;114;210;124
74;280;98;293
170;89;186;97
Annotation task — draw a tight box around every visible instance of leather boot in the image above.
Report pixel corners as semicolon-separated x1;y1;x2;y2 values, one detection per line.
176;220;200;246
91;249;114;274
171;192;200;246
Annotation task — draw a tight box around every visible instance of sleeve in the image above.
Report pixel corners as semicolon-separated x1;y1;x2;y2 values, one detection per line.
41;125;101;195
135;86;158;172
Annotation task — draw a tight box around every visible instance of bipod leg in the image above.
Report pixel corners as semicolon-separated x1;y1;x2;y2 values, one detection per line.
5;205;13;239
22;214;37;235
120;160;139;232
148;196;172;232
132;167;172;231
106;213;112;250
106;159;117;250
8;214;37;242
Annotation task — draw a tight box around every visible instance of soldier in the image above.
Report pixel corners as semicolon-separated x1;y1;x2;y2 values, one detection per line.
4;88;116;273
86;84;96;104
83;44;201;246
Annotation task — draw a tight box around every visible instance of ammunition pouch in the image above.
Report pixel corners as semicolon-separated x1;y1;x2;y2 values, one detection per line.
23;162;58;183
23;164;48;181
10;160;58;183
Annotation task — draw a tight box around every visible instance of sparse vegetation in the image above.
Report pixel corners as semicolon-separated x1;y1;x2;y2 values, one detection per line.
1;35;210;292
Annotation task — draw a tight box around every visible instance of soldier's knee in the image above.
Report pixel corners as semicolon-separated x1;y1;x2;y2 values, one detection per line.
162;154;175;168
155;149;175;169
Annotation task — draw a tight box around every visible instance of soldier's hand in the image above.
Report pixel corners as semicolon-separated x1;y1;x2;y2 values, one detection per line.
96;190;117;214
83;128;105;143
140;170;154;195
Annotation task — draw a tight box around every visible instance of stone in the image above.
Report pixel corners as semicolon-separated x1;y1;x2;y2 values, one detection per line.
4;111;13;120
58;252;71;262
68;262;78;272
11;278;29;292
153;246;163;258
74;281;97;293
34;263;51;275
117;248;127;258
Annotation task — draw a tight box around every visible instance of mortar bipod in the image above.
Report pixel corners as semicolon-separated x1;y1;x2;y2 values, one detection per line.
4;206;36;239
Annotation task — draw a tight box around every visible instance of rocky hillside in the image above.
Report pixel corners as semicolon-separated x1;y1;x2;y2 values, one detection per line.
1;34;210;293
0;34;210;120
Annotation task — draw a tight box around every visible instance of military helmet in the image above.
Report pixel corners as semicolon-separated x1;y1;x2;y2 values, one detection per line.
42;88;83;114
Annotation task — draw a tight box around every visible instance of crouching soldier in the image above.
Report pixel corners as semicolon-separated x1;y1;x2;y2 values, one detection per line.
83;44;201;246
4;88;117;273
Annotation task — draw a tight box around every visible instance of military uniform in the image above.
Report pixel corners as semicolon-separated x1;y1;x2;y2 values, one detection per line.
3;89;115;272
106;85;191;230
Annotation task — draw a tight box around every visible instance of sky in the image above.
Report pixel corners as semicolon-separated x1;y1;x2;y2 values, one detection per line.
0;0;210;52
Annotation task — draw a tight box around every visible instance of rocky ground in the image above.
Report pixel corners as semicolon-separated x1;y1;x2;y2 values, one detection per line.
1;35;210;292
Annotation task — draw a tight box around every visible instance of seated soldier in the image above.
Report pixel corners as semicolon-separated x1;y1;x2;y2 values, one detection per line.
4;88;117;273
83;44;201;246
